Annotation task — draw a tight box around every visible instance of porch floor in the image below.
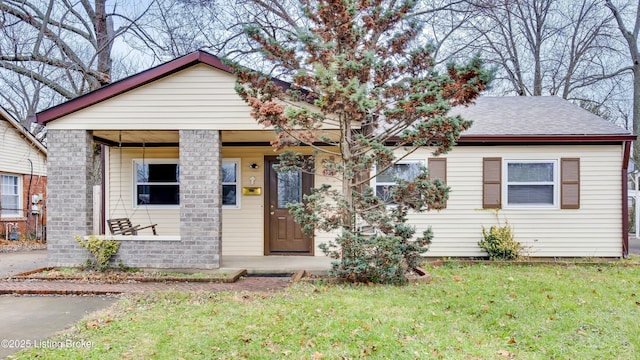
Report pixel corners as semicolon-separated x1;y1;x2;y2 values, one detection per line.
221;255;333;275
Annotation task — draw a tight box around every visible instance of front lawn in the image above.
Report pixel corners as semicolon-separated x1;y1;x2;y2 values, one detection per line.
10;262;640;359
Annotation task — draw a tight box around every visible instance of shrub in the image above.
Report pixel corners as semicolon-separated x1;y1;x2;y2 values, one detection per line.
74;235;121;271
320;227;433;285
478;219;521;260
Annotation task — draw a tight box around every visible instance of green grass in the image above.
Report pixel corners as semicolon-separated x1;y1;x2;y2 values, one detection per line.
10;262;640;359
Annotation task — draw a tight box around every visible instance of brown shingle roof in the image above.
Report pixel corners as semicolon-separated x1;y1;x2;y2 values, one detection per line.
454;96;631;136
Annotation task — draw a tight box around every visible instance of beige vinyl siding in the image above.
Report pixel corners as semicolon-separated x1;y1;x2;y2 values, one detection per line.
107;143;624;257
409;145;623;258
220;147;341;256
0;120;47;176
47;64;262;131
220;147;263;256
106;147;180;236
108;145;340;256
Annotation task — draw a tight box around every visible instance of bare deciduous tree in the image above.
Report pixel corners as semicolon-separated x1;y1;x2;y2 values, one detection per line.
465;0;626;112
0;0;151;128
605;0;640;165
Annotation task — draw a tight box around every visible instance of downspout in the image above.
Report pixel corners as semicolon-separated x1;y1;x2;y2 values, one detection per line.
101;144;106;235
622;140;631;258
26;159;33;237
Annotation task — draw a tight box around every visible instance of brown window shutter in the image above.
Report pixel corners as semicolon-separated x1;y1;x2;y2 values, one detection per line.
428;158;447;183
428;157;447;209
483;157;502;209
561;158;580;209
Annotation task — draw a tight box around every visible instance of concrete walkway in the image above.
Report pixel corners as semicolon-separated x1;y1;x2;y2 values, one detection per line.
0;251;319;295
0;250;47;278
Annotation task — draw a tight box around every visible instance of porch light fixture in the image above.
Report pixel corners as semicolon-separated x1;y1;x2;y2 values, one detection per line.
250;163;259;169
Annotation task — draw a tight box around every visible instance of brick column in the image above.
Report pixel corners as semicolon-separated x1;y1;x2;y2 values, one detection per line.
179;130;222;268
46;130;94;266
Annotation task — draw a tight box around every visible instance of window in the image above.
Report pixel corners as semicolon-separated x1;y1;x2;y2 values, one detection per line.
277;169;302;208
1;174;21;217
134;160;179;206
374;162;423;203
222;159;240;208
505;160;558;207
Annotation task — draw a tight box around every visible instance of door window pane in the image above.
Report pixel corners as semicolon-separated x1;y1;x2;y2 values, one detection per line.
277;168;302;208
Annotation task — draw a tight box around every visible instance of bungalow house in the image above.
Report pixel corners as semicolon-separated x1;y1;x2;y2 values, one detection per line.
0;106;47;241
35;51;635;269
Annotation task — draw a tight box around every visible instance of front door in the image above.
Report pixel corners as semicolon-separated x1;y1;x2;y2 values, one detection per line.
265;156;313;254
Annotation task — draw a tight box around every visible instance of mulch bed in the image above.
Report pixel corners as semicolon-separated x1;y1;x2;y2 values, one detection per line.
8;267;247;284
0;239;46;253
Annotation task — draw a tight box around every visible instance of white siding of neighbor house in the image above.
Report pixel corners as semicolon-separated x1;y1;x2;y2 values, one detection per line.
107;146;340;256
0;119;46;176
411;144;624;258
46;64;341;131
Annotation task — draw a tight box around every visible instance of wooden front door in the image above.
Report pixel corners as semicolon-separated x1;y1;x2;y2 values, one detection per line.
265;157;313;254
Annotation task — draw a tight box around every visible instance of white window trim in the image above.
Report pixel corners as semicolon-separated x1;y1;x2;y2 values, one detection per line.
503;159;559;209
1;173;22;218
222;158;241;209
132;158;180;209
372;160;425;204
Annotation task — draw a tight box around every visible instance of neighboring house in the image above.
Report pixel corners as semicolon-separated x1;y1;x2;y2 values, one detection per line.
35;51;635;269
0;106;47;241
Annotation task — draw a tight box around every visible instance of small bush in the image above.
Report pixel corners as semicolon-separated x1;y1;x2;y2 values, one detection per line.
74;235;121;271
479;220;520;260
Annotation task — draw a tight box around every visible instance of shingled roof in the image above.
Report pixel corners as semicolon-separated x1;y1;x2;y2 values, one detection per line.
454;96;632;138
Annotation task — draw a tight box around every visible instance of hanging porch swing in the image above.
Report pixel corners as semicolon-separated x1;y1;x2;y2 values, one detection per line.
106;131;158;236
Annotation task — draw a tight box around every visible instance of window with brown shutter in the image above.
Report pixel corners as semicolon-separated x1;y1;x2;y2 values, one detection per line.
428;157;447;209
483;157;502;209
560;158;580;209
505;160;556;207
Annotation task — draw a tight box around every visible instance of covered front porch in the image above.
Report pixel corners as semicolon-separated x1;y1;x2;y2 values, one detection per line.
36;51;339;269
43;126;336;270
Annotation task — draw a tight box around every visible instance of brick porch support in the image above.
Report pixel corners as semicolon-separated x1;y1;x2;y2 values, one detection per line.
178;129;222;268
46;130;94;266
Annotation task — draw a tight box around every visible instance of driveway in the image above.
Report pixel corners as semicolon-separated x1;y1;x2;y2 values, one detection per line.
0;251;115;358
0;295;116;358
0;249;47;278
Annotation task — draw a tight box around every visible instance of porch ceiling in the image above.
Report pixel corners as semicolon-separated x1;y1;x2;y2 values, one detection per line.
93;130;341;146
93;130;281;145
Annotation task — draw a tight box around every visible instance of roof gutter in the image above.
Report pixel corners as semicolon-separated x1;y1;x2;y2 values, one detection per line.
458;134;637;144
